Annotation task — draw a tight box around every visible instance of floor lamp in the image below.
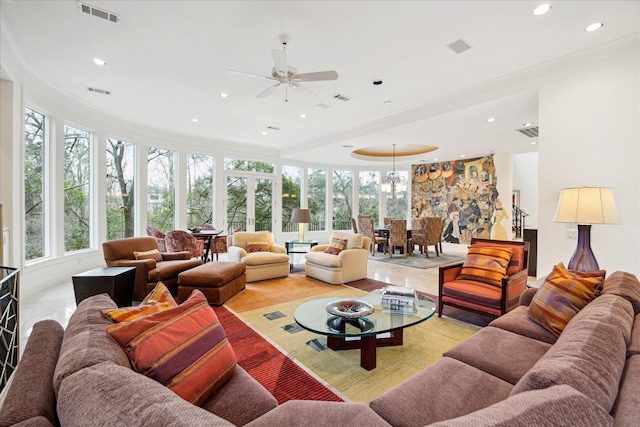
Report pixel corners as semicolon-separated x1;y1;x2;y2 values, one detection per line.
553;187;619;272
291;208;312;242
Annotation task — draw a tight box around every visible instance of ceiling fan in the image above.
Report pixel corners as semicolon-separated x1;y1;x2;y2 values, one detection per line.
228;34;338;102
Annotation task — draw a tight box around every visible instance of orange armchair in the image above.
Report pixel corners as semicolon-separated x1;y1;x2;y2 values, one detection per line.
438;238;529;319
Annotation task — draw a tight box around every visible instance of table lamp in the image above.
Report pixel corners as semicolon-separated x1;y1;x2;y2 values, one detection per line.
553;187;619;272
291;208;312;242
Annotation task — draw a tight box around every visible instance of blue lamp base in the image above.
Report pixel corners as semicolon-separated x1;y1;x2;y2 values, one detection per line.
567;224;600;272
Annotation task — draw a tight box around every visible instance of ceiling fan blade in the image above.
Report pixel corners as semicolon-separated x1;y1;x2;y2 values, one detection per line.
257;83;281;98
228;70;275;80
271;49;288;77
290;82;318;101
291;70;338;82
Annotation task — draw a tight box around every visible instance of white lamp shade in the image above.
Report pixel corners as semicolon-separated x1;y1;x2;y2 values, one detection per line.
553;187;620;225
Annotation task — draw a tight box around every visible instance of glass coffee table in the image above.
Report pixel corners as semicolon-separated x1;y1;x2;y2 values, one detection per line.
294;289;436;370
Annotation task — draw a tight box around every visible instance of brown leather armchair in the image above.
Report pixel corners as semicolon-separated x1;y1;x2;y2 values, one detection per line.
102;236;202;299
438;238;529;319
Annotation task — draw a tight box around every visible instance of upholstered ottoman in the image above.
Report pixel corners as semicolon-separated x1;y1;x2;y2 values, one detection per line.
177;262;246;305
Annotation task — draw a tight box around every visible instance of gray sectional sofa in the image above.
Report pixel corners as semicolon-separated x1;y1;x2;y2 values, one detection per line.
1;271;639;426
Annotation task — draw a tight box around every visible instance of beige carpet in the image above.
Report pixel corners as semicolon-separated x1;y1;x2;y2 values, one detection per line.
225;273;480;403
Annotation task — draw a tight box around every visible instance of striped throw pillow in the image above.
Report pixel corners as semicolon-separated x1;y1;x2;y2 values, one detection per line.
527;263;603;336
102;282;178;323
106;289;237;405
133;248;163;262
324;237;348;255
458;246;513;286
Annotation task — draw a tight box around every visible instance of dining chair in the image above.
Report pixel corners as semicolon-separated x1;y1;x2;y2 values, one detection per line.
359;216;386;256
164;230;205;260
423;216;444;257
410;217;426;254
351;217;358;234
388;219;410;258
145;226;167;252
383;217;393;227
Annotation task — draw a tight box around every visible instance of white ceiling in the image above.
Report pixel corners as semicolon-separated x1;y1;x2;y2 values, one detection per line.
1;1;638;166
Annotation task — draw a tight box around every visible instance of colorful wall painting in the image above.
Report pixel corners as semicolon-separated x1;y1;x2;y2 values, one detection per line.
411;154;508;245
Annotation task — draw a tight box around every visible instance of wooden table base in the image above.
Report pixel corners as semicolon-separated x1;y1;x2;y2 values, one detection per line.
326;329;404;370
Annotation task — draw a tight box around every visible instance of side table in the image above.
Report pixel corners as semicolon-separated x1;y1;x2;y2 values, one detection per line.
285;240;319;271
72;267;136;307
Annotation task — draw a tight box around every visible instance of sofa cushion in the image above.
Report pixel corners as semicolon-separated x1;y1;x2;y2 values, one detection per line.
106;290;236;405
304;251;343;268
101;282;178;323
458;246;512;286
147;259;203;281
246;242;270;253
133;248;163;262
246;401;391;427
53;294;132;396
370;357;513;426
242;252;290;266
601;271;640;314
324;237;348;255
610;354;640;425
200;366;278;426
330;232;364;250
628;314;640;357
0;320;64;427
57;362;234;427
427;385;613;427
527;263;603;336
489;306;558;344
511;293;634;412
443;326;552;384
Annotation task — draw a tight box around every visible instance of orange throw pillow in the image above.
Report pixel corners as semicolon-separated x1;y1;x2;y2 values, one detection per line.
458;246;513;286
102;282;178;323
133;248;163;262
247;242;270;253
106;290;237;405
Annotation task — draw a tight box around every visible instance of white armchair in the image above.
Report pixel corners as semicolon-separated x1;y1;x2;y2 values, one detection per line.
304;232;371;285
227;231;290;282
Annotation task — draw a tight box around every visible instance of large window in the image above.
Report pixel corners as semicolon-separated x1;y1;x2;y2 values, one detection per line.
187;153;214;228
332;170;353;230
308;168;326;231
282;165;301;232
385;170;409;219
359;171;380;223
147;147;175;232
106;138;136;240
24;107;46;261
63;124;92;252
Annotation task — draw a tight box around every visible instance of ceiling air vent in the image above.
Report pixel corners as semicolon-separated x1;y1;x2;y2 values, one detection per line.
333;94;351;102
516;126;539;138
266;126;281;131
79;2;120;23
448;39;471;54
88;87;111;95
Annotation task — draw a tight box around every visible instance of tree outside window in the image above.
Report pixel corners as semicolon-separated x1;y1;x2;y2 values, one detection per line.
332;170;353;230
24;107;46;261
147;148;175;232
308;168;326;231
282;165;301;232
386;170;409;219
106;138;135;240
359;171;380;223
187;153;214;228
64;125;91;252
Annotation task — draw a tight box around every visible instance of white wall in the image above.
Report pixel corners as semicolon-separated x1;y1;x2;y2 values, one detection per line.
513;152;539;228
537;39;639;277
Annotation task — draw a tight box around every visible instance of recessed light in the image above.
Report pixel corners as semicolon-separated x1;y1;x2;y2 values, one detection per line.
92;58;106;66
460;154;466;158
300;113;307;119
433;158;438;162
383;100;392;105
219;92;229;98
523;122;533;127
342;145;354;148
533;4;551;16
531;141;538;145
261;131;267;136
585;22;603;32
486;117;496;123
191;117;199;122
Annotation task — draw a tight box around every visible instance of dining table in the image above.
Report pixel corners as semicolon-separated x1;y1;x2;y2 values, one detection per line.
188;229;225;262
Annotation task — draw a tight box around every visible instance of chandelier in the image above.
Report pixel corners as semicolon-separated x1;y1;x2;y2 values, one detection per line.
380;144;407;197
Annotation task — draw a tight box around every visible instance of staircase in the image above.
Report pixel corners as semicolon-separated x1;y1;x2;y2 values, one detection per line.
512;204;528;239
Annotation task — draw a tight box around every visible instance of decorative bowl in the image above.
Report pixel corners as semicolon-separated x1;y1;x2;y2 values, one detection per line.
325;299;374;319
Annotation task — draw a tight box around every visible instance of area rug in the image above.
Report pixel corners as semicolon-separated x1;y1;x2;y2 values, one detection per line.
213;305;344;403
224;276;481;403
372;252;464;269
